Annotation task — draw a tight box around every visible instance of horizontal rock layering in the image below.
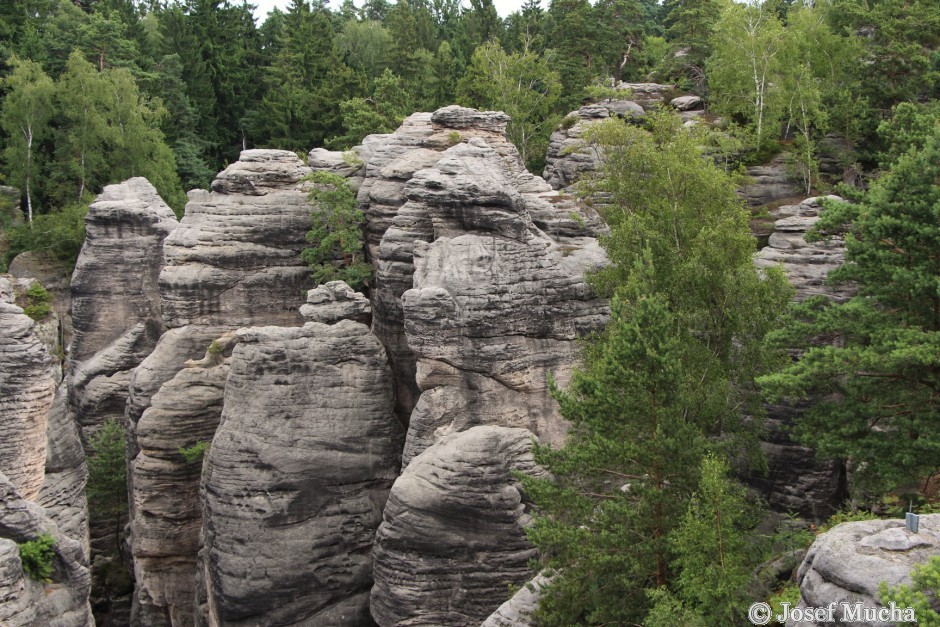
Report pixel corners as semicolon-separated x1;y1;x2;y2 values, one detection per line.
202;320;403;626
371;426;547;626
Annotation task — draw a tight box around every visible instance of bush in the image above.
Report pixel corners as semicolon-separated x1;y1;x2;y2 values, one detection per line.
22;282;52;321
880;556;940;626
2;202;87;271
560;114;580;130
18;533;55;581
302;171;371;290
179;440;210;464
446;131;462;146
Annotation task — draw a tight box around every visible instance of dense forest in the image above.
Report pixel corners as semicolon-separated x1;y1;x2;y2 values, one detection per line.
1;0;937;240
1;0;938;624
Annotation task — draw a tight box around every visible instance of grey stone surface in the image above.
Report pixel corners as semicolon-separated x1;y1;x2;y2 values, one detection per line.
370;426;546;626
300;280;371;326
740;153;803;207
398;139;608;464
131;344;229;627
68;178;178;444
755;196;853;303
37;387;90;559
201;320;402;626
0;300;54;500
8;251;73;351
159;150;312;329
0;472;93;627
481;571;554;627
788;515;940;626
671;95;703;111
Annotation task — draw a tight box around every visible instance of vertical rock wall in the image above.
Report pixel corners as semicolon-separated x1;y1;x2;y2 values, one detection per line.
201;319;402;625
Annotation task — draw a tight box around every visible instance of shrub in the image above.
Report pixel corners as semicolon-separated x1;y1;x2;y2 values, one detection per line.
560;114;579;130
880;556;940;626
22;282;52;321
179;440;210;464
18;533;55;581
446;131;462;146
2;202;87;270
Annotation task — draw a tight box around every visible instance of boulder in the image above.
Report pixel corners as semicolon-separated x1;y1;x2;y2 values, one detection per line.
370;426;546;626
671;95;703;111
201;320;402;626
788;515;940;626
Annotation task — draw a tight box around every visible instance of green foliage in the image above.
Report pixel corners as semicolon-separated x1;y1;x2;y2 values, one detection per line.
768;584;801;625
759;126;940;498
446;131;462;146
206;339;223;355
86;417;128;521
179;440;210;464
560;114;579;130
666;455;758;624
329;68;411;149
302;171;371;290
22;281;52;321
2;201;87;271
880;556;940;626
524;111;792;625
17;533;55;582
456;41;561;169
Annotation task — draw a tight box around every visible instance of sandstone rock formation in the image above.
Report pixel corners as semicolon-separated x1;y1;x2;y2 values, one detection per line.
201;319;402;626
740;153;802;207
371;426;546;626
8;251;73;352
38;388;90;557
364;107;606;431
0;299;54;500
127;150;318;624
130;343;229;627
481;571;554;627
751;195;853;520
755;196;853;302
159;150;312;330
787;514;940;626
68;178;178;443
0;473;93;627
300;280;371;325
397;139;608;463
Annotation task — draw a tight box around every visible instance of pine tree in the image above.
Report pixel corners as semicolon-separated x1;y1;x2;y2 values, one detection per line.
759;125;940;498
523;111;792;625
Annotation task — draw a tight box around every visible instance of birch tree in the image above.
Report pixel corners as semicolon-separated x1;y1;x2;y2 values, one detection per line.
456;41;561;168
707;0;786;148
1;57;54;223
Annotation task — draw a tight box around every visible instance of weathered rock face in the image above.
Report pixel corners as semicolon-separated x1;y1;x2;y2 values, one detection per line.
0;472;93;626
740;153;803;207
397;139;608;464
481;571;553;627
0;300;54;501
130;343;230;627
8;251;73;351
371;426;546;626
752;195;853;520
301;280;372;326
755;196;852;303
201;319;402;626
69;178;178;443
38;387;90;558
127;150;322;625
788;514;940;627
366;107;607;427
158;150;312;330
